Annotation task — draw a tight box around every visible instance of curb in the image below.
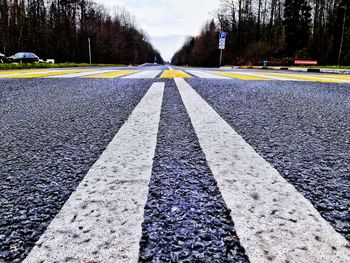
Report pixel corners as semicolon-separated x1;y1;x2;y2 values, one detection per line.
221;66;350;75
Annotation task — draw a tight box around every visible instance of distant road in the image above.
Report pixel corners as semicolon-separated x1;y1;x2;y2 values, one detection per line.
1;65;349;262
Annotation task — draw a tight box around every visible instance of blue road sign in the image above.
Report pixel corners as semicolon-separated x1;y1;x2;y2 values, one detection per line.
220;32;227;39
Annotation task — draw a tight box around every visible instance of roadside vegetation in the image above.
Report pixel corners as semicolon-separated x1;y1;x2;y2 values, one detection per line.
0;63;126;70
172;0;349;67
309;65;350;69
0;0;163;65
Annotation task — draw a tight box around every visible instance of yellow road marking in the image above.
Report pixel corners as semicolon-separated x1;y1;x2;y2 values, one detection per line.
4;70;91;79
160;70;192;78
212;71;270;80
84;70;139;78
0;69;51;75
280;73;350;81
258;73;348;83
323;74;350;80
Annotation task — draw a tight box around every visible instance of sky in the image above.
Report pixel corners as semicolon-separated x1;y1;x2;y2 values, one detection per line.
95;0;220;61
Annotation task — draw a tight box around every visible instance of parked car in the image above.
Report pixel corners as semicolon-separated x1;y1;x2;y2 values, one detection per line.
7;52;40;63
0;53;5;63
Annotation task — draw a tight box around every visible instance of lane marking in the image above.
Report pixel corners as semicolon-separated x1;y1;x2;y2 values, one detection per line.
160;70;192;78
84;70;139;78
322;74;350;81
258;73;350;83
226;71;304;81
0;69;52;75
24;83;164;263
0;69;62;78
3;70;91;79
168;66;174;70
187;70;231;79
45;70;116;78
122;70;161;79
326;74;350;79
211;71;270;80
175;78;350;263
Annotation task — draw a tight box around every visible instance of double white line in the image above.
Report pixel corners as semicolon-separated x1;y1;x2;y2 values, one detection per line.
24;80;349;263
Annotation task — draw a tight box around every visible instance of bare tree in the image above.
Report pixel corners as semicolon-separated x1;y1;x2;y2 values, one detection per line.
0;0;164;63
172;0;349;65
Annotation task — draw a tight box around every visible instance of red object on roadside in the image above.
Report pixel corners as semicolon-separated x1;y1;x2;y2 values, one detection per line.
294;60;318;65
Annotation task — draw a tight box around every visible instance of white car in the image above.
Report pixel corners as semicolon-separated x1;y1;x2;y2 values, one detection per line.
0;53;5;63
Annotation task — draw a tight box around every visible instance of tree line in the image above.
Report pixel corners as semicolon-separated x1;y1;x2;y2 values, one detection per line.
172;0;349;66
0;0;163;64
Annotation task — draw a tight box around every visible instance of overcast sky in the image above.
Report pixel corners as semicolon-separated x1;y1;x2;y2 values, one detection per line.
94;0;220;61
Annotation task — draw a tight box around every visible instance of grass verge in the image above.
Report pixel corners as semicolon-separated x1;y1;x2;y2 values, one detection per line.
308;65;350;69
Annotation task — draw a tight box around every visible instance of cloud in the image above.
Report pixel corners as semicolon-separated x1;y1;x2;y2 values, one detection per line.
94;0;220;60
150;34;189;62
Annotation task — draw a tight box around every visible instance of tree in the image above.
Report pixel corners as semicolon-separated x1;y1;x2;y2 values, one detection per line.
284;0;312;55
172;0;349;66
0;0;163;64
171;20;219;67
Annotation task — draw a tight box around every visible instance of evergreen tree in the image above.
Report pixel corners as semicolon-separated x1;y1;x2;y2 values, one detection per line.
284;0;312;55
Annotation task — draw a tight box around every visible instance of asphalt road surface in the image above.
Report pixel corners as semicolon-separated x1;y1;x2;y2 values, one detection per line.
0;65;349;263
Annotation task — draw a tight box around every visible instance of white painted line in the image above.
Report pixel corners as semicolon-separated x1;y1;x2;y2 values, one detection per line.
175;78;350;263
168;66;174;70
321;68;350;74
229;71;303;81
24;83;165;263
187;70;231;79
289;67;308;72
123;70;161;79
45;70;116;78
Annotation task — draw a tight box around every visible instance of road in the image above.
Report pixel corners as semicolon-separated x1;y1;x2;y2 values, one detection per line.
0;65;349;262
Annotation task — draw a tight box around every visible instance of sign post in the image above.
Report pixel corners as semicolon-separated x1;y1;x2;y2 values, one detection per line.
338;5;347;65
219;49;223;68
218;32;226;68
88;37;92;64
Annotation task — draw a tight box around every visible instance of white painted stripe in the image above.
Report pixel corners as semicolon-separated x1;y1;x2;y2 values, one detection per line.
175;78;350;263
168;66;174;70
289;67;308;72
228;71;304;81
44;70;116;78
123;70;161;79
187;70;230;79
24;83;164;263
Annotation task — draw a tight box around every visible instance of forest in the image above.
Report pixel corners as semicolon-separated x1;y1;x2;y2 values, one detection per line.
172;0;350;66
0;0;163;64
